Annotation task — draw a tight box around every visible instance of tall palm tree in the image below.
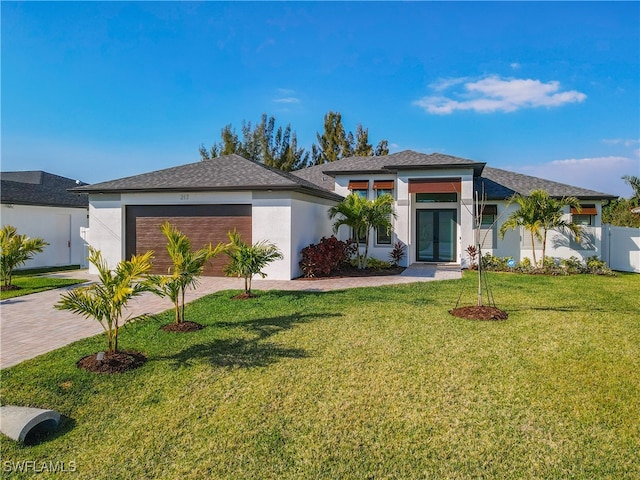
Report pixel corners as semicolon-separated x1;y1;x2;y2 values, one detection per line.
329;193;397;269
499;189;582;266
328;193;368;268
148;222;225;324
0;225;49;289
56;247;153;353
360;193;396;268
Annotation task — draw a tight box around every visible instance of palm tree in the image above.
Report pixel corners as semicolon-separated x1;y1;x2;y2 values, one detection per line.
499;189;582;266
328;193;368;268
223;230;283;296
148;222;225;324
360;193;396;268
56;247;153;353
0;225;49;290
622;175;640;202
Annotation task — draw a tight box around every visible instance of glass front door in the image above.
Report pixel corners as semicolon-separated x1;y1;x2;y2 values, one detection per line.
416;209;457;262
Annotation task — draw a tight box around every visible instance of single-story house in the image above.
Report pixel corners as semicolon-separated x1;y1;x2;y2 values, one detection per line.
73;151;616;279
1;171;89;269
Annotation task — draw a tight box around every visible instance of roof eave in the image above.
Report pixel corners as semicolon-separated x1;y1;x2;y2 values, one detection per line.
77;184;343;202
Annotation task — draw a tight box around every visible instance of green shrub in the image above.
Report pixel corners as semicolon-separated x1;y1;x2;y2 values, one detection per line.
364;257;392;270
586;256;615;276
481;253;510;271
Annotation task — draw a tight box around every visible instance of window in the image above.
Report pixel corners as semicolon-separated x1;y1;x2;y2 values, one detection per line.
572;214;593;226
416;193;457;203
571;205;596;226
348;180;369;199
375;183;394;245
481;214;495;226
478;205;497;250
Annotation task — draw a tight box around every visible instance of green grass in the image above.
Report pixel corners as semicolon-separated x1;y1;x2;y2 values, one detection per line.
1;272;639;479
13;265;82;277
0;277;87;300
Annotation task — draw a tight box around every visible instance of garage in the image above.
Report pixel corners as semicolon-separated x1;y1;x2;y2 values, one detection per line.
125;204;251;276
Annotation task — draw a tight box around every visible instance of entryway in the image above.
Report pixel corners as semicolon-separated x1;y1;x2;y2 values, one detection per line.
416;209;457;262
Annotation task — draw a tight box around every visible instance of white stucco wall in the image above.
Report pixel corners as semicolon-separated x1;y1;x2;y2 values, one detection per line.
251;192;293;280
290;193;337;276
1;203;89;269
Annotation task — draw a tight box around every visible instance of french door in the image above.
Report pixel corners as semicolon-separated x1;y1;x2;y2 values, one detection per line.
416;209;457;262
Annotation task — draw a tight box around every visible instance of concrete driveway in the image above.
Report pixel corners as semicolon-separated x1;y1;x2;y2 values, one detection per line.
0;265;460;369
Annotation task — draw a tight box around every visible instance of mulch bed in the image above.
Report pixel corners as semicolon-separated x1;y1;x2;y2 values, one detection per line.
0;285;21;291
161;321;204;332
297;266;405;280
77;350;147;374
232;292;258;300
449;305;509;321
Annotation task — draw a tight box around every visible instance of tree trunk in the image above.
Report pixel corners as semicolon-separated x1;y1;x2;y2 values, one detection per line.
363;230;370;269
181;288;186;323
542;228;548;264
530;230;538;266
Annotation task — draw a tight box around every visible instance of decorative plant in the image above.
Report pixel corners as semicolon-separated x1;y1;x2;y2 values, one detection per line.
465;245;478;270
55;247;153;353
299;236;355;278
389;241;406;267
499;189;582;266
329;193;396;269
224;230;283;297
147;222;225;325
0;225;49;290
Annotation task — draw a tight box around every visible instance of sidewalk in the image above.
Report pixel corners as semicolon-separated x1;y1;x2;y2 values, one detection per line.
0;265;460;369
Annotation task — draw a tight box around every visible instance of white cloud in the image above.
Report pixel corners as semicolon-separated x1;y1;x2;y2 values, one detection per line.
602;138;640;148
510;63;521;70
273;88;300;104
413;75;586;115
273;97;300;104
514;155;639;197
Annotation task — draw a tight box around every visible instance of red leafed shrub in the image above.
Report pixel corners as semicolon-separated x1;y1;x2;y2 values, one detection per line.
299;236;356;278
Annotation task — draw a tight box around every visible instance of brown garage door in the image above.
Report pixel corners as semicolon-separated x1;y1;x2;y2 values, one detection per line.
125;204;251;276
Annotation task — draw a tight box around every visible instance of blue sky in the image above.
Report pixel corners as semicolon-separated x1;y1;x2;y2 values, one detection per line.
2;1;639;196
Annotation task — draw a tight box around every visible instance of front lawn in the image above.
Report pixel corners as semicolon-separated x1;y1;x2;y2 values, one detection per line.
0;277;87;300
1;272;639;479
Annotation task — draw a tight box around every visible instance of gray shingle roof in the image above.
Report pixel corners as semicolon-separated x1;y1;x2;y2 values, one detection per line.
293;150;616;200
479;167;616;199
291;150;485;191
1;171;89;208
72;154;342;201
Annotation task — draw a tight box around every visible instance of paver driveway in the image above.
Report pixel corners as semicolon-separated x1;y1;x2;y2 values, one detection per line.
0;265;460;369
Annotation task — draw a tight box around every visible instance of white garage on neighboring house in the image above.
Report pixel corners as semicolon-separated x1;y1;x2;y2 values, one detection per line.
75;151;619;280
73;154;342;280
1;171;89;269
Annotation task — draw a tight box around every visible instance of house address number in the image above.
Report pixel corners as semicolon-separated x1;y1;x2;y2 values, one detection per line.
180;194;189;200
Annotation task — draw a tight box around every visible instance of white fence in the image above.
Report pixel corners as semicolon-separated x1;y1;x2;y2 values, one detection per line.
601;225;640;273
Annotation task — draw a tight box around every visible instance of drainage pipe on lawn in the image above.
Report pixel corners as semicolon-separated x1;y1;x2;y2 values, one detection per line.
0;405;61;443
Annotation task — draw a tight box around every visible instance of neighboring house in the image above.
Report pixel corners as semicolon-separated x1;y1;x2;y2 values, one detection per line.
74;151;616;280
1;171;89;269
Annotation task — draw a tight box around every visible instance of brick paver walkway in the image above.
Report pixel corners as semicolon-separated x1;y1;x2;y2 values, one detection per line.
0;265;460;369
